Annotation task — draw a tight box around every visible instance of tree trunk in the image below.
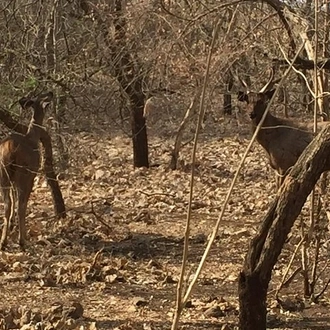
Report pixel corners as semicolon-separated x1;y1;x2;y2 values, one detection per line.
239;125;330;330
322;2;330;117
130;91;149;168
44;0;69;170
238;271;268;330
112;0;149;168
223;72;233;115
39;130;66;218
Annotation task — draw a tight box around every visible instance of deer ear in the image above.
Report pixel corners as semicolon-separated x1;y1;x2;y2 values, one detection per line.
19;97;34;109
238;91;249;103
39;91;54;108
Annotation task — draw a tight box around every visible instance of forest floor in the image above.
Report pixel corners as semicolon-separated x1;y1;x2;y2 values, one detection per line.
0;114;330;330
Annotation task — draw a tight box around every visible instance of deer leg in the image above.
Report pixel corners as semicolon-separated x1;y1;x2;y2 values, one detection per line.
0;188;14;250
17;182;33;251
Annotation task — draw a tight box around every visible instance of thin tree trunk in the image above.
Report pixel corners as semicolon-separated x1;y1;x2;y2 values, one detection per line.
130;87;149;168
39;130;66;218
322;0;330;117
112;0;149;167
44;0;69;170
223;72;233;115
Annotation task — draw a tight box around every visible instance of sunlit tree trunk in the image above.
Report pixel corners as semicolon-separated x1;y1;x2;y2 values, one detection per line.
113;0;149;168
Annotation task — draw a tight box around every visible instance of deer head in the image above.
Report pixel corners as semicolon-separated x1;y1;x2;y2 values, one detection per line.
19;91;54;111
237;69;276;125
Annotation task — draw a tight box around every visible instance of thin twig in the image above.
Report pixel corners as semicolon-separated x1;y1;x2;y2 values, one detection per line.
275;234;305;297
139;190;176;198
90;201;113;232
314;278;330;301
171;18;220;330
282;267;302;288
91;248;104;269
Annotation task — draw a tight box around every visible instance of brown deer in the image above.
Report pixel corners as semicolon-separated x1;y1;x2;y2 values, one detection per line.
0;91;53;250
237;71;328;186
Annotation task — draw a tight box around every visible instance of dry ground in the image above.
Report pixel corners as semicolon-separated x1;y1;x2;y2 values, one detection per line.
0;115;329;330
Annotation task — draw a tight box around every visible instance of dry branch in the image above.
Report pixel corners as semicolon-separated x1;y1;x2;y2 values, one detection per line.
273;57;330;71
243;0;296;54
169;88;201;170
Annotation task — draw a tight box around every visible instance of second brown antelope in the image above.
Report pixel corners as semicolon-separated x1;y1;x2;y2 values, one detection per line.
237;70;328;187
0;91;53;250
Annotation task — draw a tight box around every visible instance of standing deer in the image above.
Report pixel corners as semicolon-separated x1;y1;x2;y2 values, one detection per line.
237;70;328;187
0;91;53;250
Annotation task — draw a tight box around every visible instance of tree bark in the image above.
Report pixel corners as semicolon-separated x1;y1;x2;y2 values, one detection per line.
112;0;149;168
0;108;66;218
129;85;149;168
239;271;268;329
39;130;66;218
239;124;330;330
223;72;233;115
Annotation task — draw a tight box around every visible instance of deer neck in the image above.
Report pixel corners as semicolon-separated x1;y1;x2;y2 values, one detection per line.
252;112;282;150
25;110;45;144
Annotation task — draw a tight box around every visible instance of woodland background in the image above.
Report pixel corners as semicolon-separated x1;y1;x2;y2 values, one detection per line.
0;1;330;330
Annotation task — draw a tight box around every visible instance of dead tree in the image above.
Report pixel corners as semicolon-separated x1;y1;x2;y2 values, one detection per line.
239;124;330;330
